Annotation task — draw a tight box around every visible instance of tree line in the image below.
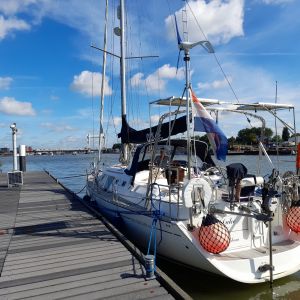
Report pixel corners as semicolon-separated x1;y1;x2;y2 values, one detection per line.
112;126;296;150
196;126;296;146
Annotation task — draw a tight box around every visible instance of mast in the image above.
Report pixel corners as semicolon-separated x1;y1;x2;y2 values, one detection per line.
98;0;109;167
184;50;191;179
120;0;126;118
182;6;192;180
119;0;130;164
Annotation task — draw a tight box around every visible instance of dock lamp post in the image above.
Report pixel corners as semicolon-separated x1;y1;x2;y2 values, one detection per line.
10;123;18;171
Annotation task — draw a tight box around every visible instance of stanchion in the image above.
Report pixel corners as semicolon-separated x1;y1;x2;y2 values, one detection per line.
296;143;300;175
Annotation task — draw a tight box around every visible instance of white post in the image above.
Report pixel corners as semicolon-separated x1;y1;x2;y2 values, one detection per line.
19;144;26;172
10;123;18;171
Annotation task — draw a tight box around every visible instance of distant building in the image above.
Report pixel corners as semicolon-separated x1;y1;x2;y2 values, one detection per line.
26;146;33;153
0;147;10;154
288;136;300;145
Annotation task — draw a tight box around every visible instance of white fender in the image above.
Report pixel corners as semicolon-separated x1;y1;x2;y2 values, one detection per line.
183;178;212;208
240;176;264;187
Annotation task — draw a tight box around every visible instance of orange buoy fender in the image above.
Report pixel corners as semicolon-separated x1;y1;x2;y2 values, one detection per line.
287;200;300;233
198;214;230;254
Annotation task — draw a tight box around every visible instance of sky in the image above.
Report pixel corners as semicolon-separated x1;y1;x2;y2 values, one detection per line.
0;0;300;150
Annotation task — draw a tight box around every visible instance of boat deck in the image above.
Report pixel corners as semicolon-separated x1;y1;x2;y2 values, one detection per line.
0;171;189;299
216;239;300;260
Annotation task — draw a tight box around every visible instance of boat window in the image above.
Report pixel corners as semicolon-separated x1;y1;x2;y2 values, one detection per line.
98;175;107;188
136;147;152;172
122;181;126;186
103;176;114;191
172;147;187;166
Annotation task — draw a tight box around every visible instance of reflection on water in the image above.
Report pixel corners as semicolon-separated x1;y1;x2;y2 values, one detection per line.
158;257;300;300
0;153;299;299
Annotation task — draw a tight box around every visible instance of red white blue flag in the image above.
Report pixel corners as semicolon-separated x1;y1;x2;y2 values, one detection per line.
191;89;228;161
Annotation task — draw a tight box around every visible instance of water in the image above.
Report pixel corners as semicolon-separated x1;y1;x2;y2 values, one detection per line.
1;153;299;299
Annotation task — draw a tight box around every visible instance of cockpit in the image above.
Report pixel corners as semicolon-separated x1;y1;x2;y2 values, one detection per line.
125;139;215;185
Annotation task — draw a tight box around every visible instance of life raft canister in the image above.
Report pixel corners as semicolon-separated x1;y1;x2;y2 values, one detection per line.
198;214;231;254
286;200;300;233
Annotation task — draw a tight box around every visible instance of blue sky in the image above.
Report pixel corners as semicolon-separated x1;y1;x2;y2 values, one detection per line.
0;0;299;150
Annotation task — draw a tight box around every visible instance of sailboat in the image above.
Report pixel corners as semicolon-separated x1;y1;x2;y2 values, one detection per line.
86;0;300;284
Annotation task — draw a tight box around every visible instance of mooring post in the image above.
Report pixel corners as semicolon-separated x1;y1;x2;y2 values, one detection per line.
145;254;155;280
19;145;26;172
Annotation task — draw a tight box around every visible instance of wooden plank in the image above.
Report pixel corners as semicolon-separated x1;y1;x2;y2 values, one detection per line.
0;259;132;288
101;288;173;300
0;265;137;296
0;172;181;299
0;268;150;299
7;237;109;254
5;240;118;261
16;277;161;300
2;248;130;274
4;243;124;267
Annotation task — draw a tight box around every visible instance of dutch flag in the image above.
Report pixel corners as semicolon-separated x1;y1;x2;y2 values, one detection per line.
191;89;228;161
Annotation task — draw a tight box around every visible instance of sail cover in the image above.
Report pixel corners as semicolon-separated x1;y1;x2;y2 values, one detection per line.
118;115;188;144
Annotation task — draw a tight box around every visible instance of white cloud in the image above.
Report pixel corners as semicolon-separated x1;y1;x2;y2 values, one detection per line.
165;0;244;45
41;109;52;115
130;64;184;92
41;122;76;132
50;95;59;101
130;73;144;88
0;97;35;116
150;114;160;124
65;136;80;143
71;70;112;97
0;15;30;40
198;77;232;90
0;76;13;89
0;0;38;16
111;116;122;127
260;0;293;4
130;118;149;128
0;0;103;44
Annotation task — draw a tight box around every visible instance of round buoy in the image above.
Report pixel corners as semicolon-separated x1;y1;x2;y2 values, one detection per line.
286;201;300;233
198;214;230;254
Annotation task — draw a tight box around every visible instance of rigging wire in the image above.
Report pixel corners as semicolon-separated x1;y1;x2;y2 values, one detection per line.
185;0;240;103
184;0;255;129
105;0;118;143
274;81;280;170
91;71;95;152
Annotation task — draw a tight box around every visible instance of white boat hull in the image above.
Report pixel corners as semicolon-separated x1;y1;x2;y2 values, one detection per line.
88;180;300;283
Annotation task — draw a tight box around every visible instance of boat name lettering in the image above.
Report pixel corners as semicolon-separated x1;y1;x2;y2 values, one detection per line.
222;217;236;226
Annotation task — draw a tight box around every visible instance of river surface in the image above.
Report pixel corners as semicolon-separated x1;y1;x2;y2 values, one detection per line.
0;153;299;299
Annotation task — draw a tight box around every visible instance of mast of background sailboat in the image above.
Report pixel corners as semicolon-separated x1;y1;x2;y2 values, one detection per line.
119;0;130;164
98;0;108;167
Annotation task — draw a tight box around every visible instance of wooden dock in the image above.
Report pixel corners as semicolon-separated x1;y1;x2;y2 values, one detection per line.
0;172;190;300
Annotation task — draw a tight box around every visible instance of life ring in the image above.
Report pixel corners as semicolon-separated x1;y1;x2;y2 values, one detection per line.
183;178;212;208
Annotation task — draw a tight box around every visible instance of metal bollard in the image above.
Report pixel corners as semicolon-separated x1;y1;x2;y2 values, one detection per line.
144;254;155;280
